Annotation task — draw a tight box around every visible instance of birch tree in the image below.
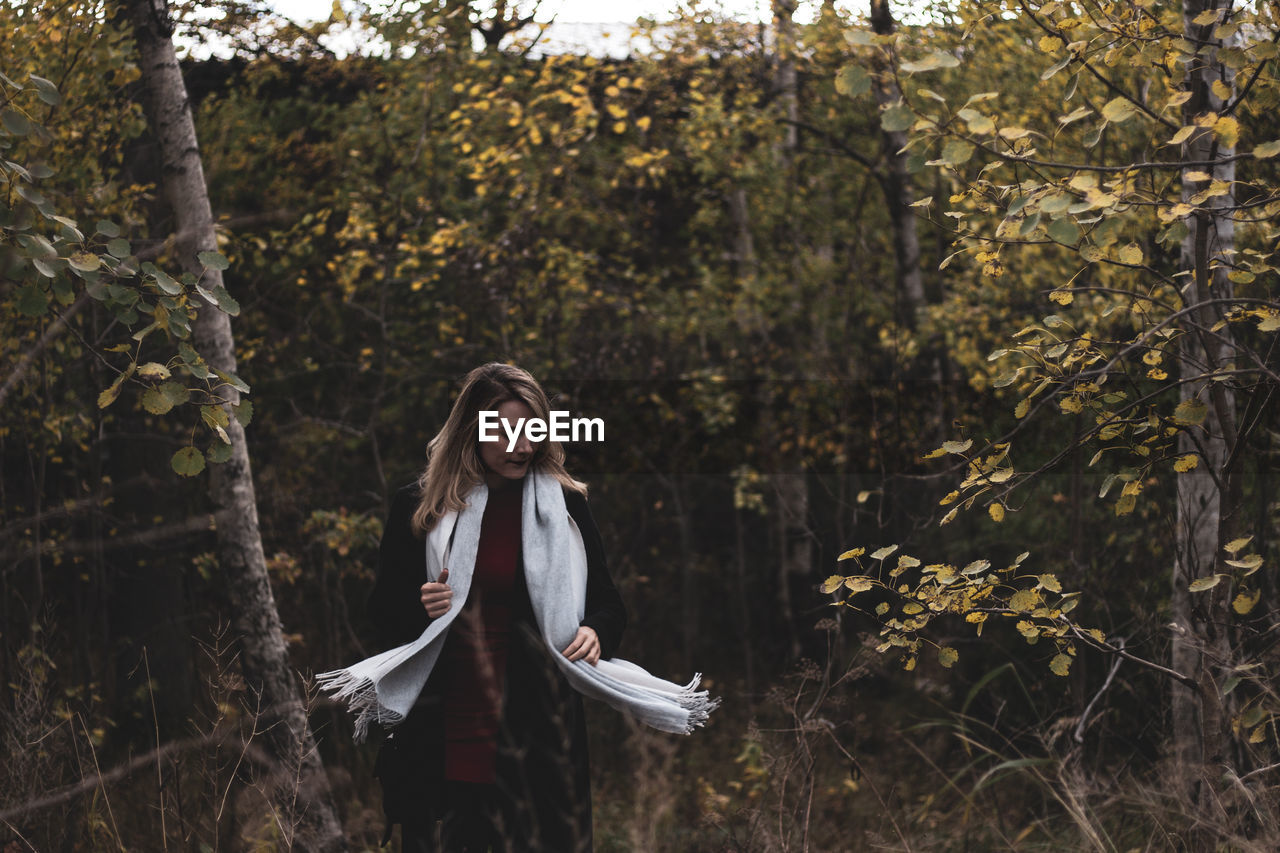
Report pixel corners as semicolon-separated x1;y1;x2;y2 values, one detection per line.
122;0;347;847
830;0;1280;833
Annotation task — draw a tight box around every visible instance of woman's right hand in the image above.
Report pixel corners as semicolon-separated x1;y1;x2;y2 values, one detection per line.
420;568;452;618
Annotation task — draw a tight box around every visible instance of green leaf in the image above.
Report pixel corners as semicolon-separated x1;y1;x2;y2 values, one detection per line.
1049;653;1072;676
232;399;254;427
171;446;206;477
1047;218;1080;244
900;50;960;73
1;108;33;136
1101;97;1139;123
29;74;61;106
207;440;234;464
834;65;870;98
880;103;914;132
938;647;959;668
16;283;49;317
201;405;230;430
107;238;131;259
197;250;230;271
210;286;240;316
150;269;181;295
160;380;189;407
142;388;176;414
1188;575;1223;592
1038;574;1062;592
942;439;973;455
1172;398;1208;426
938;140;974;165
211;367;250;394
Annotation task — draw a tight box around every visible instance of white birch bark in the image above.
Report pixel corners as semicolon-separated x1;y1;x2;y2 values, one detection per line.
1171;0;1238;810
123;0;347;847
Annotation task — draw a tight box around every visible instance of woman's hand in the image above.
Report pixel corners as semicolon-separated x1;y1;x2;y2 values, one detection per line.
419;568;452;618
562;626;601;665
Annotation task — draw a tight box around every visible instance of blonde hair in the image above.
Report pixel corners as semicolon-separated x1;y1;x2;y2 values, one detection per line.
410;363;587;536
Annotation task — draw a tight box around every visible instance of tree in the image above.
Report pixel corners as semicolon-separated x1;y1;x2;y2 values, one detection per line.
121;0;347;846
828;0;1280;836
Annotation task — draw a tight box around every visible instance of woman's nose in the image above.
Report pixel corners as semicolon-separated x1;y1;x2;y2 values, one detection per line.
513;433;533;456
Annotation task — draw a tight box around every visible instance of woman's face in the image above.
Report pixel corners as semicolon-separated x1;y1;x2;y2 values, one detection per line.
478;397;537;486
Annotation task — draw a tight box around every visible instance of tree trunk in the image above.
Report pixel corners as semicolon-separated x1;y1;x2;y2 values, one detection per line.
1170;0;1238;822
868;0;928;332
773;0;799;158
123;0;347;848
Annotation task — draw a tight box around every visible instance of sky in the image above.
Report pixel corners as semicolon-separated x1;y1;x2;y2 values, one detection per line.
270;0;781;25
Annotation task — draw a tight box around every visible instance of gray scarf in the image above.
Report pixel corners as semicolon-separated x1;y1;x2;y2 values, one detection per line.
317;471;718;742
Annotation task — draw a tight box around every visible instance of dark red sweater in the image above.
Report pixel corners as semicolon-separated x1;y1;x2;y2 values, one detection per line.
439;481;523;783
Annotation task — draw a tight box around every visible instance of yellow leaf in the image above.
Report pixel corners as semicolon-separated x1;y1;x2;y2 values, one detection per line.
1169;125;1196;146
1010;589;1038;611
1014;398;1030;419
1224;554;1263;574
1249;724;1266;744
636;115;651;131
838;548;865;561
1233;589;1260;615
1211;80;1231;101
1173;398;1208;426
938;647;959;668
845;576;875;594
1173;454;1199;473
1214;115;1240;149
1049;653;1072;676
903;601;924;615
1049;289;1074;305
1038;573;1062;593
989;502;1006;522
1119;243;1144;265
903;656;917;672
1224;536;1253;555
1188;575;1222;592
612;121;627;134
820;575;845;594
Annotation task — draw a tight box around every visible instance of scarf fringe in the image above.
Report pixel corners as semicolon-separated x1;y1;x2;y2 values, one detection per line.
677;672;721;734
315;668;403;743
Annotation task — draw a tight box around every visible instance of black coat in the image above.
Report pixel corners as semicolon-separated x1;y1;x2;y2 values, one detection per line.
367;481;627;851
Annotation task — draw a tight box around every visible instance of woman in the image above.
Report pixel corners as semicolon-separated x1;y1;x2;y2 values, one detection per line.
367;363;624;852
319;363;715;852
